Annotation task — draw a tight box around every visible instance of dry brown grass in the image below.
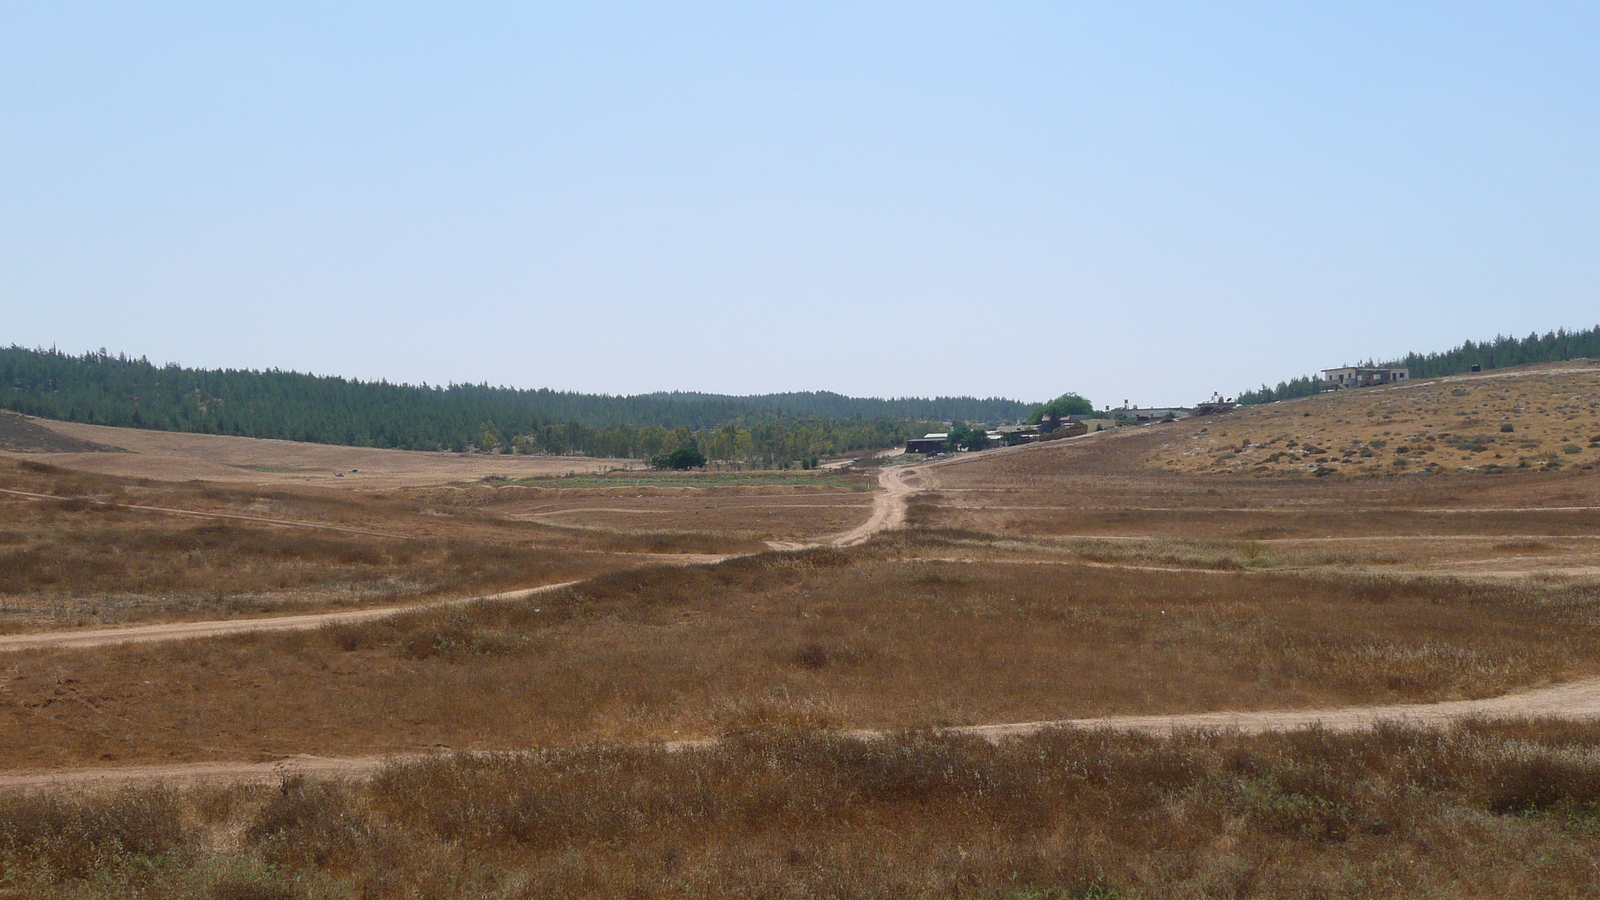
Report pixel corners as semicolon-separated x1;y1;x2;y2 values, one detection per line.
7;547;1600;770
15;720;1600;898
8;379;1600;894
0;458;768;630
915;420;1600;578
2;412;635;487
415;474;875;542
1145;361;1600;477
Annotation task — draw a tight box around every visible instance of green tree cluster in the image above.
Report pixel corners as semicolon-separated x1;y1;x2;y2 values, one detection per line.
0;345;995;465
1237;375;1325;406
650;445;708;470
1237;325;1600;406
1387;326;1600;378
1027;392;1094;424
945;421;992;452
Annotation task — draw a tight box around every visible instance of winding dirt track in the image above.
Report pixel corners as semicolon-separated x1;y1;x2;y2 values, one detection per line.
9;433;1600;789
830;464;919;546
0;584;579;653
9;676;1600;789
0;461;917;653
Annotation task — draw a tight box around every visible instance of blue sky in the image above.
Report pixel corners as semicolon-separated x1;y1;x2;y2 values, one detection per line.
3;3;1596;407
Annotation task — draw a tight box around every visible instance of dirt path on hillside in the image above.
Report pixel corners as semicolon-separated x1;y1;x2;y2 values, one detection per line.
0;583;578;652
826;433;1107;547
938;502;1600;515
952;676;1600;741
10;675;1600;789
0;440;1015;653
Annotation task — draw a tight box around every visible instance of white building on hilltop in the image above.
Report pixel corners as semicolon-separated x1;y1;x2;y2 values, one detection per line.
1321;366;1409;388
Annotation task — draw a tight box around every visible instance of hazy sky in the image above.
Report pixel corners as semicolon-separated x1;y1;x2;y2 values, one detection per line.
4;4;1597;407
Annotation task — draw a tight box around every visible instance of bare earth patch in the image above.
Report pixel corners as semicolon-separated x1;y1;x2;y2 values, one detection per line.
5;415;635;488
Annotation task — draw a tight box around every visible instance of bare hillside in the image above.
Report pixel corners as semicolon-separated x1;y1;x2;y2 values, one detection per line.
1144;360;1600;477
0;414;633;488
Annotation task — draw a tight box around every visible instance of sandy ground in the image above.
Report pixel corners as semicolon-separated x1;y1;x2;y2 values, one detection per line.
3;415;634;487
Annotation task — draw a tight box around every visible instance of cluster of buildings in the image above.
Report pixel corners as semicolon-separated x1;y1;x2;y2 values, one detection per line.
905;364;1416;455
904;394;1239;455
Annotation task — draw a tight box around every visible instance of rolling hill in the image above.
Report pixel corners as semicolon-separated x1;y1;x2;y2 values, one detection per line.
1148;360;1600;477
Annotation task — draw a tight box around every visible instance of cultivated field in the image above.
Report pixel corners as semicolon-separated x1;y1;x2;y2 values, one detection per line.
6;364;1600;898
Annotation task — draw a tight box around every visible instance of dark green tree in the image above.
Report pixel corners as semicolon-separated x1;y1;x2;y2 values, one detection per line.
1028;392;1094;424
960;429;991;451
650;445;707;470
0;344;1042;465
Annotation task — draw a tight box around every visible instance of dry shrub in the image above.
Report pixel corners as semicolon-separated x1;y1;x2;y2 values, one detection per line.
711;695;845;735
205;869;308;900
0;786;187;883
17;722;1600;896
246;776;384;872
15;458;64;475
599;529;766;555
16;553;1600;772
391;609;530;660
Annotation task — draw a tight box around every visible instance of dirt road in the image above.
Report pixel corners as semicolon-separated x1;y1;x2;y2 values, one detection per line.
0;583;577;653
0;436;971;650
952;675;1600;742
827;434;1101;547
830;464;921;546
9;674;1600;789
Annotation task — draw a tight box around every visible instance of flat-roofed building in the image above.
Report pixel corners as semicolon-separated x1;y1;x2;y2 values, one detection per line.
1321;366;1409;388
905;433;949;454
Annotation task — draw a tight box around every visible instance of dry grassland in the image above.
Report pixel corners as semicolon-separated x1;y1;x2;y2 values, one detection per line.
426;471;875;542
2;413;635;487
10;367;1600;897
1146;360;1600;477
0;458;765;630
916;417;1600;577
7;547;1600;771
12;722;1600;899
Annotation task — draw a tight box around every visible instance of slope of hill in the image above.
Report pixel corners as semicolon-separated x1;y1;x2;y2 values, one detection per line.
1146;360;1600;477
